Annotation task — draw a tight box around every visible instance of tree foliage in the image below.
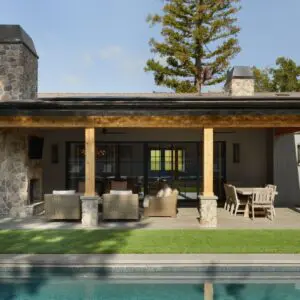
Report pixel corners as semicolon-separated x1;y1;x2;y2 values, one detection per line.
254;57;300;92
145;0;241;93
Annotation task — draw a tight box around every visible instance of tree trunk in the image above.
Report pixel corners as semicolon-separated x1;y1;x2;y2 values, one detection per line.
195;0;203;94
196;64;202;94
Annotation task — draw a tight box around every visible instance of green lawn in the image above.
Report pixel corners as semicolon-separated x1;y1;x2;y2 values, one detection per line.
1;229;300;254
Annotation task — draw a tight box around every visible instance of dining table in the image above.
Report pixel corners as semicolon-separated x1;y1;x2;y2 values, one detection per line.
236;187;278;218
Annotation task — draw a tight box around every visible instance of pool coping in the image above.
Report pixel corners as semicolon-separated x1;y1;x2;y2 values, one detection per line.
2;254;300;283
1;254;300;266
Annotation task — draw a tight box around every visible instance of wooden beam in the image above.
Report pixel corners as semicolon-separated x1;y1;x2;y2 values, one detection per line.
85;128;95;196
203;128;214;197
1;115;300;128
204;282;213;300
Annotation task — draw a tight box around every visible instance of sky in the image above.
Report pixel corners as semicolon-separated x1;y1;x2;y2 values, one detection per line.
1;0;300;93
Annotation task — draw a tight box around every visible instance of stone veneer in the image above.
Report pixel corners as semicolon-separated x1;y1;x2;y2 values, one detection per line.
0;130;43;216
199;196;218;228
0;44;37;101
81;196;100;226
227;78;255;97
0;26;39;216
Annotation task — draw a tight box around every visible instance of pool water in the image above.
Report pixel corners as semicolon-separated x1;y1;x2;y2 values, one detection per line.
1;279;300;300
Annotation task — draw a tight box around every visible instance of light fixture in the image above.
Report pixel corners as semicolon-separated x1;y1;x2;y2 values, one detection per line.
80;147;106;159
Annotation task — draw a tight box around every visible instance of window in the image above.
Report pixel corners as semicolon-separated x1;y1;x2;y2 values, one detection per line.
150;148;185;171
233;143;240;163
150;150;161;171
177;149;185;171
164;150;173;171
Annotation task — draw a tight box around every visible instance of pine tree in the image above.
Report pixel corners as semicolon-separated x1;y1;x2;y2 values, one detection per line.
145;0;241;93
272;57;300;92
253;57;300;92
253;67;273;93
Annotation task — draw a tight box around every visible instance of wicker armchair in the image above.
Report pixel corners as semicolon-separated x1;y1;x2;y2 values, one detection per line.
102;193;139;220
143;190;178;218
44;193;81;220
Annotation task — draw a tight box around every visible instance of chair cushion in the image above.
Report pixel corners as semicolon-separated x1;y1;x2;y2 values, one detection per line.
110;190;132;195
52;190;76;195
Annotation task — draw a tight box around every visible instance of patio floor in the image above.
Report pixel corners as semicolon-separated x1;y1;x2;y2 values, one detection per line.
0;207;300;230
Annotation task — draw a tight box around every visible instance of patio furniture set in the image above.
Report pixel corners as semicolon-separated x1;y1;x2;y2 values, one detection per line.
223;184;277;220
44;180;178;221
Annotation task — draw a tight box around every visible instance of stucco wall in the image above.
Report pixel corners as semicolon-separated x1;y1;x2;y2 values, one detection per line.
41;128;269;195
274;133;300;207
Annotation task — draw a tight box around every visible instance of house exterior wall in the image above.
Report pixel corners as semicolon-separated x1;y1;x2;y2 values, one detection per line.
274;133;300;206
41;128;268;195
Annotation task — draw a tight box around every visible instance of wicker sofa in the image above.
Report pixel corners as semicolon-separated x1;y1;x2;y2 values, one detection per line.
102;192;139;220
44;191;81;220
143;190;178;218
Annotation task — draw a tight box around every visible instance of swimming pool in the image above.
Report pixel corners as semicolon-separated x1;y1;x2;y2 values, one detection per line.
1;266;300;299
1;278;300;300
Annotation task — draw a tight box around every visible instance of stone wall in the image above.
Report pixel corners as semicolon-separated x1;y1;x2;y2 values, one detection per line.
199;196;218;228
227;78;255;96
0;30;39;216
0;44;38;101
0;130;43;216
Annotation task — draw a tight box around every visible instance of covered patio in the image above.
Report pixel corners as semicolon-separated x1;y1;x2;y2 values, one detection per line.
1;96;300;227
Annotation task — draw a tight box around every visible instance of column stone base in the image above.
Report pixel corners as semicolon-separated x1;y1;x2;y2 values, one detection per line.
81;196;100;227
198;194;218;228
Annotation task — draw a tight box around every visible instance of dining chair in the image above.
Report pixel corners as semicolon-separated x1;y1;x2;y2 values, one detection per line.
249;188;274;220
223;183;232;211
228;185;248;216
265;184;277;217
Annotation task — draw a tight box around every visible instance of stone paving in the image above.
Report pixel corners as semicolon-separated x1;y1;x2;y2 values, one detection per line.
0;207;300;230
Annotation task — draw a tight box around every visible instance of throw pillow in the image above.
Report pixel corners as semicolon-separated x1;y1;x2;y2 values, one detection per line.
156;188;164;198
163;187;172;197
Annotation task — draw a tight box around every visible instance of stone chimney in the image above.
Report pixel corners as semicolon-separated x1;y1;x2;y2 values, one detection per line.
0;25;38;101
0;25;41;217
225;66;254;96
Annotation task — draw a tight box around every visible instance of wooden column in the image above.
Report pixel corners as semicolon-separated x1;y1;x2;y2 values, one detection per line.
85;127;95;196
203;128;214;196
204;282;213;300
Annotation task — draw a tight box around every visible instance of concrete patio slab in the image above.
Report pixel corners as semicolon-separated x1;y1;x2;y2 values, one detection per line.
0;207;299;230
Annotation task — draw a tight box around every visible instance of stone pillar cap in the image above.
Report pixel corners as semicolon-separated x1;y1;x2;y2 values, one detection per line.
227;66;254;80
